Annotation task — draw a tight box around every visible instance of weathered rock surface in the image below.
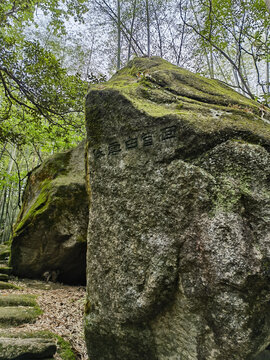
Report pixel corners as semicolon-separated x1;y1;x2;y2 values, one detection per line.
0;337;57;360
10;141;88;285
84;57;270;359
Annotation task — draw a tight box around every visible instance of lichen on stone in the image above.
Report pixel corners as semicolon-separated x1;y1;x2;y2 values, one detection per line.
85;57;270;360
10;141;88;285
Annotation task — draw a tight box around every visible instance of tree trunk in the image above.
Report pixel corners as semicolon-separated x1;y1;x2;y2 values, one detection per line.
128;0;137;61
146;0;150;57
117;0;121;70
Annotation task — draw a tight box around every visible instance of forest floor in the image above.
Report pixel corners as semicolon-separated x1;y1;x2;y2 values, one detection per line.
2;277;88;360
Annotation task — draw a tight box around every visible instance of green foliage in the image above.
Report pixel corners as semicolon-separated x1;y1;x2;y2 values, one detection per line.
0;0;92;244
0;0;89;147
183;0;270;102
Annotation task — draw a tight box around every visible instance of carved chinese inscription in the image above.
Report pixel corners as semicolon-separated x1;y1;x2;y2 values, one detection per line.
93;149;105;159
108;142;121;155
92;124;178;159
161;126;177;141
125;138;138;150
142;134;153;147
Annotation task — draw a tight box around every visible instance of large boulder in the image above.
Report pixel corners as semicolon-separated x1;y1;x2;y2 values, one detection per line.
10;141;88;285
84;57;270;359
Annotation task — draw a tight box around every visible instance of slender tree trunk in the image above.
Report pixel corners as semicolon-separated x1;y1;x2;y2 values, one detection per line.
209;45;214;79
152;3;163;58
117;0;121;70
86;34;95;80
267;60;270;105
189;0;213;78
0;187;8;235
266;28;270;105
146;0;150;57
177;6;187;66
0;145;16;243
0;143;7;164
128;0;137;61
95;0;143;55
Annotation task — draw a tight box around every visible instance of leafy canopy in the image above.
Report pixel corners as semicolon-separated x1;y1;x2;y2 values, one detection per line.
0;0;89;148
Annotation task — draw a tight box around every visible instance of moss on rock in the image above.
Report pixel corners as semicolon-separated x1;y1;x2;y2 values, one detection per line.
10;142;88;285
13;179;52;237
86;56;270;153
0;306;42;327
0;274;8;282
0;266;12;275
85;57;270;360
0;282;19;290
0;294;38;307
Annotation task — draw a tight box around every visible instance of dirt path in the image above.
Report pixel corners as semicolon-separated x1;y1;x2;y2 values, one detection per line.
2;278;88;360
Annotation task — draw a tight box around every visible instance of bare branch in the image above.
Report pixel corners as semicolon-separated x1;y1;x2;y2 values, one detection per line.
179;1;255;100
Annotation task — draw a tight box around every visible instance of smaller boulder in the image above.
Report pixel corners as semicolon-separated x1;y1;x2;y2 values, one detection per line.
10;142;88;285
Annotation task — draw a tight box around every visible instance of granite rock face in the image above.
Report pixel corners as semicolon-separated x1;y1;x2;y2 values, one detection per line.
10;142;88;285
84;57;270;359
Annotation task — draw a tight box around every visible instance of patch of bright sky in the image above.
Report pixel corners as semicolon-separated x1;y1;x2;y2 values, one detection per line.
24;7;113;78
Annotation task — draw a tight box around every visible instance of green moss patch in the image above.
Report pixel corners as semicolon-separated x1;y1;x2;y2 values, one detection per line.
0;274;8;282
0;282;19;290
53;334;76;360
0;245;9;254
13;179;52;236
0;306;42;327
86;56;270;150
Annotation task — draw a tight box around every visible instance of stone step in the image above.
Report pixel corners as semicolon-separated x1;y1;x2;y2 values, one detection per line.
0;294;37;307
0;261;8;267
0;281;19;290
0;337;57;360
0;274;8;282
0;266;12;275
0;306;42;327
0;250;10;261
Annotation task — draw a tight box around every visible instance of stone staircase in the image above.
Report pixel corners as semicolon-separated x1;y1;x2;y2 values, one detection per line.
0;244;14;290
0;243;63;360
